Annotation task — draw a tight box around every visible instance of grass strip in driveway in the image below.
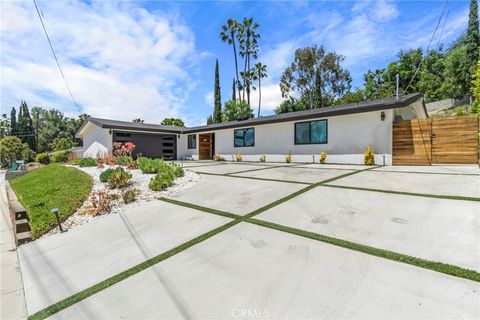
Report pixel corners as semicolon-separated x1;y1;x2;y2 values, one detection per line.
28;219;241;320
369;167;480;176
193;171;313;185
226;165;292;175
246;218;480;283
324;184;480;202
159;197;241;219
26;165;377;320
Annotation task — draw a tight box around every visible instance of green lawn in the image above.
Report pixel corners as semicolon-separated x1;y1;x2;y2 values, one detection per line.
10;164;92;238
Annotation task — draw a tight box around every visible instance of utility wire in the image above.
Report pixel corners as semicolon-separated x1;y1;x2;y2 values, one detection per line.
32;0;82;114
404;0;448;93
436;10;449;50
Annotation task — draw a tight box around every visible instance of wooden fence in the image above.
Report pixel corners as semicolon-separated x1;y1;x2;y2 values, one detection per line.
393;115;479;165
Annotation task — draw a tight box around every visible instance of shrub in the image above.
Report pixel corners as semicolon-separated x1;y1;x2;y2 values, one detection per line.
50;150;70;163
117;155;132;166
122;189;137;204
100;168;117;182
455;106;467;116
107;169;132;189
149;170;175;191
171;163;184;177
259;155;266;162
78;157;98;167
0;136;31;167
320;152;327;164
35;152;50;165
49;137;76;152
100;155;117;165
286;153;292;163
83;190;112;217
235;152;242;162
126;158;138;169
137;157;168;174
214;154;223;161
364;145;375;165
22;148;36;163
113;141;136;156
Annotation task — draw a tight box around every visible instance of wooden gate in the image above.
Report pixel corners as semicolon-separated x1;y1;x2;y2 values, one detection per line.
393;115;479;165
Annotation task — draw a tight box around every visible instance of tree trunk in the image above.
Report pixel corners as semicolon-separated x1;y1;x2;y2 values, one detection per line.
232;31;241;101
257;77;261;117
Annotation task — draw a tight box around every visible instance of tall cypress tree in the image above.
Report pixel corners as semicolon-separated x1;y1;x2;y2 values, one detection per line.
18;101;36;150
213;59;222;123
232;78;236;101
10;107;17;135
467;0;480;87
17;103;24;136
313;69;322;108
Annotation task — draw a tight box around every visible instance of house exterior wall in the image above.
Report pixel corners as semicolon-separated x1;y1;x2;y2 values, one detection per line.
82;123;112;158
183;109;395;165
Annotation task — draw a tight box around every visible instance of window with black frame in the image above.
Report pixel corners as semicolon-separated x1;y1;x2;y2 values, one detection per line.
234;128;255;147
187;134;196;149
295;120;327;144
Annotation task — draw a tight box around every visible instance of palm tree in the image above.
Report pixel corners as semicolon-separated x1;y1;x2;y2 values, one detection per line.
253;63;267;117
238;17;260;106
220;19;241;101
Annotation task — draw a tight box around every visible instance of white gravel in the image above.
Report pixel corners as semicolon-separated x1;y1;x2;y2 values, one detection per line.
43;165;199;237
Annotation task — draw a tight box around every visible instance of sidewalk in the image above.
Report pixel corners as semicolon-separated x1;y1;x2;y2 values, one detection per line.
1;171;27;320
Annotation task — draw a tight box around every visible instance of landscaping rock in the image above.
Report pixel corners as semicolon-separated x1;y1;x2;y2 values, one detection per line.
43;165;199;237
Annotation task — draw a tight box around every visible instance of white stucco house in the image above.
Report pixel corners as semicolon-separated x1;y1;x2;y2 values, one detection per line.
75;93;427;165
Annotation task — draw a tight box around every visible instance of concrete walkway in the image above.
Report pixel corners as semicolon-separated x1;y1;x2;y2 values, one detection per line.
0;171;27;320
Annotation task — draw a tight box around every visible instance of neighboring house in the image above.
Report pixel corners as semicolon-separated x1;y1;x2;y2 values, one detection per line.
75;93;427;165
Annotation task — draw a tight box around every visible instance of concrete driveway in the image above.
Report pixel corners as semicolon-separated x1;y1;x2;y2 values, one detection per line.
18;162;480;319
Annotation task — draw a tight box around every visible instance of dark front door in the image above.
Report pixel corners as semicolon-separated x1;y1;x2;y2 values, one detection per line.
113;131;177;160
199;133;214;160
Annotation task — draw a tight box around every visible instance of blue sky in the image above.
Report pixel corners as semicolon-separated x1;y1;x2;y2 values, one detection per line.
0;0;470;126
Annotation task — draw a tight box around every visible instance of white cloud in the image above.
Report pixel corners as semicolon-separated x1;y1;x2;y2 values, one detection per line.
204;91;214;106
249;84;287;113
371;1;399;22
0;1;201;122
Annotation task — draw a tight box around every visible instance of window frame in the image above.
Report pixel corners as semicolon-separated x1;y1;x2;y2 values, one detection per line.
233;127;255;148
294;119;328;145
187;134;196;149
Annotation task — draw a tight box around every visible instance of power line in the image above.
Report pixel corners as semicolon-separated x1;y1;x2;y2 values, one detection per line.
32;0;82;114
436;10;449;50
404;0;448;93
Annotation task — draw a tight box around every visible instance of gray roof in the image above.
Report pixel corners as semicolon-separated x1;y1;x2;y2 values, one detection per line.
77;117;185;137
185;93;424;133
76;93;424;137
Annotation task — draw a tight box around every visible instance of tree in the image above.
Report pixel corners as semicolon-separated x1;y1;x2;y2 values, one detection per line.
0;114;10;138
232;78;236;101
313;69;322;108
220;19;241;101
334;89;365;105
252;62;267;116
274;97;308;114
466;0;480;89
238;17;260;105
17;101;36;151
0;136;31;167
213;59;222;123
206;115;213;125
49;137;76;151
471;60;480;113
161;118;185;127
221;100;253;122
31;107;87;152
132;118;144;123
10;107;16;135
280;45;351;110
